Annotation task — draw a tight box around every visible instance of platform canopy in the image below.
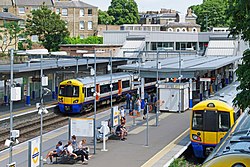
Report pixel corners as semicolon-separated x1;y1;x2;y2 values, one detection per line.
118;55;241;78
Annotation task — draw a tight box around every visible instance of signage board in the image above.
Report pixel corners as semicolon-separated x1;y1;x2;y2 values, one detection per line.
28;138;40;167
112;106;120;127
11;87;21;101
70;118;94;137
200;78;211;82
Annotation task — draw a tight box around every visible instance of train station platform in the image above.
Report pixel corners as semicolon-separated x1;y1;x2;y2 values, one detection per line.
0;107;191;167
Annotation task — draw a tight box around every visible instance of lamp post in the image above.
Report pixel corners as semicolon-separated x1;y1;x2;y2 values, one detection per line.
9;48;14;164
107;50;113;125
93;50;97;154
25;49;49;167
178;52;182;114
156;51;159;126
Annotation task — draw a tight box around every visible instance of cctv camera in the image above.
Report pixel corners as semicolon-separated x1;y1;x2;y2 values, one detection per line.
5;139;13;147
43;108;49;114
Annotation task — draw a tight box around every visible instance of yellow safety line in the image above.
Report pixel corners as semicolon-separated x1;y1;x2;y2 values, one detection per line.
141;128;190;167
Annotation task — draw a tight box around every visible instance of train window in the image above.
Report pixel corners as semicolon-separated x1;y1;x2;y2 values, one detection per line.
192;110;203;130
113;82;118;91
100;84;111;93
82;87;85;95
87;87;94;97
218;112;230;131
122;80;130;88
145;78;156;83
59;85;79;97
204;110;218;132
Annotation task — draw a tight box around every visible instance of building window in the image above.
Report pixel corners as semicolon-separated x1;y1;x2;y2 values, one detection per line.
88;21;92;30
182;28;187;32
62;8;68;16
80;35;84;39
56;8;60;14
31;35;38;42
3;7;8;12
79;21;84;30
80;9;84;16
88;9;92;15
176;28;180;32
192;27;197;32
18;20;25;28
19;7;25;14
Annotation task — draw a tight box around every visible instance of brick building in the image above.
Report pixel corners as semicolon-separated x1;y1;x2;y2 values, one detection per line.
0;0;98;41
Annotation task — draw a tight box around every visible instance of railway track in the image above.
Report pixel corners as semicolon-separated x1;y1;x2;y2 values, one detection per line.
0;102;125;151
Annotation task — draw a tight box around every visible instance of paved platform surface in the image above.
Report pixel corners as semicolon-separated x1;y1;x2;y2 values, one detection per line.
0;107;191;167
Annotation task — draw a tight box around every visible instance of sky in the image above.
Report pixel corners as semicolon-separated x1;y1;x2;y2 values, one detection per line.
82;0;203;14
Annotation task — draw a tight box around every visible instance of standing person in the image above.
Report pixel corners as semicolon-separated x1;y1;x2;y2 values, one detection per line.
136;97;141;113
143;99;148;120
126;93;131;109
120;106;125;119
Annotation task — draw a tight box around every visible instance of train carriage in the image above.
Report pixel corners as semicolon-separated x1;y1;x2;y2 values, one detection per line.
58;72;157;114
190;82;240;158
202;108;250;167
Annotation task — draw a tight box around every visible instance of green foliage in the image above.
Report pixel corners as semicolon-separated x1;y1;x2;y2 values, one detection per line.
63;36;103;44
233;50;250;109
190;0;229;31
228;1;250;109
169;157;201;167
0;21;26;52
98;10;115;25
227;0;250;41
25;4;69;51
107;0;140;25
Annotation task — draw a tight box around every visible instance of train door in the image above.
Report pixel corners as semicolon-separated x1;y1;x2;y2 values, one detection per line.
96;84;100;101
203;110;218;145
118;80;122;95
217;111;230;142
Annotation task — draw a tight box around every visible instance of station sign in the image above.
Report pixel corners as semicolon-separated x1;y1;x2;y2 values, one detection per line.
112;106;120;127
200;78;211;82
28;138;40;167
6;162;16;167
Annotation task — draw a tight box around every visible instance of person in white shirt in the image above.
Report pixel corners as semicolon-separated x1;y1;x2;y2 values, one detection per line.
120;106;125;118
66;140;77;159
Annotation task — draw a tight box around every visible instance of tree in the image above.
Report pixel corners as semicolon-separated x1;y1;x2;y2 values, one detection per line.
190;0;229;31
227;0;250;109
0;21;29;53
107;0;139;25
26;4;69;51
98;10;115;25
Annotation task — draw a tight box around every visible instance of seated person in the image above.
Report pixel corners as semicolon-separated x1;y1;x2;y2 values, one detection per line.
71;135;78;150
44;141;64;164
121;116;126;125
77;138;89;164
116;123;127;141
66;140;78;159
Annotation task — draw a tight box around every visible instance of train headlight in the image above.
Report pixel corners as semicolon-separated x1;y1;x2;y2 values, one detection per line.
73;100;79;103
192;134;201;141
